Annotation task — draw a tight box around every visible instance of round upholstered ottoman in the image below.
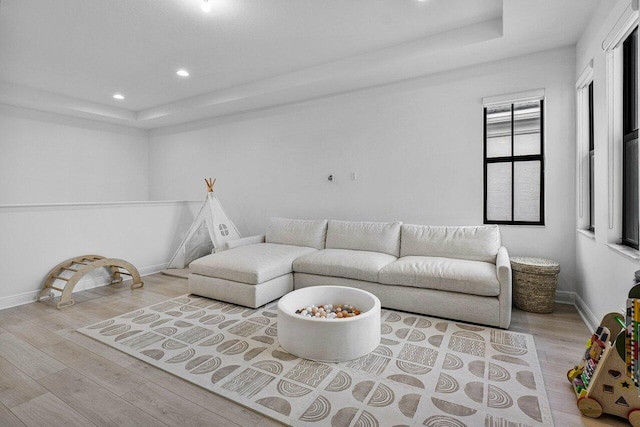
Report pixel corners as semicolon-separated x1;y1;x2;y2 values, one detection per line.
277;286;381;362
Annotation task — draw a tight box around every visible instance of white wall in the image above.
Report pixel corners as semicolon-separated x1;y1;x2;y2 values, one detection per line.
574;0;640;328
0;106;186;310
0;106;149;204
0;201;199;309
149;46;578;293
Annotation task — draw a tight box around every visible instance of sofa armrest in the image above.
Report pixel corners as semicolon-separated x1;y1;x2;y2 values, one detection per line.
218;235;266;251
496;246;512;329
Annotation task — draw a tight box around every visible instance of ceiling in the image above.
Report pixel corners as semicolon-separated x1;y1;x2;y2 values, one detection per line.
0;0;601;130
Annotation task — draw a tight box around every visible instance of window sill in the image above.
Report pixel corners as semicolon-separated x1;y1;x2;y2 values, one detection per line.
491;224;546;228
607;243;640;261
577;229;596;240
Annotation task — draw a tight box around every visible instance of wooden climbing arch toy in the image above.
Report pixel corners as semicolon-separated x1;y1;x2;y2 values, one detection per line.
38;255;143;309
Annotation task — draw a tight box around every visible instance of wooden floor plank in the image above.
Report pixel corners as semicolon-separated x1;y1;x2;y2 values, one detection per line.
123;382;242;427
3;301;53;320
255;416;288;427
38;368;167;427
552;408;628;426
27;312;76;333
84;283;130;297
53;309;106;331
3;319;65;349
0;356;47;408
99;298;154;315
11;392;96;427
0;333;66;380
56;329;139;368
105;290;174;310
0;401;25;427
55;299;123;327
41;340;147;396
127;360;265;427
0;310;28;330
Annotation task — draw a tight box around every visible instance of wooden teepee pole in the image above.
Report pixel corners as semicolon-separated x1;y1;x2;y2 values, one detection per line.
204;178;216;193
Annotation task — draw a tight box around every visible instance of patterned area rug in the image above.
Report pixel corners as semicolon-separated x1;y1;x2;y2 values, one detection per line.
78;294;553;427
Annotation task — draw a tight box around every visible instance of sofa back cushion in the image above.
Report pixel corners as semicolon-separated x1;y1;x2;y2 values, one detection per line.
401;224;501;263
326;220;401;256
265;217;328;249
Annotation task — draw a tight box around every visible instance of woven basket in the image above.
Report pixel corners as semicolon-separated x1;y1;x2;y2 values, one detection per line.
511;256;561;313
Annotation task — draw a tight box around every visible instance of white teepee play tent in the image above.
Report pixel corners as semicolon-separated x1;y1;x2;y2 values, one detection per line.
165;179;241;271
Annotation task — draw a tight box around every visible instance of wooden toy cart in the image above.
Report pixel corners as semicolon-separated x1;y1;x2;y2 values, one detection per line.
567;312;640;425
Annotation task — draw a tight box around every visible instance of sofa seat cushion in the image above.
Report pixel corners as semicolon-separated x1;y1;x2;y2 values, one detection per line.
293;249;397;282
190;243;317;285
378;256;500;297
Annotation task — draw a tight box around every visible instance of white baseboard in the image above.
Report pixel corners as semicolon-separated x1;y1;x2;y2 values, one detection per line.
0;289;42;311
555;290;576;305
0;262;167;311
555;290;599;331
556;291;600;331
573;292;601;332
138;263;168;277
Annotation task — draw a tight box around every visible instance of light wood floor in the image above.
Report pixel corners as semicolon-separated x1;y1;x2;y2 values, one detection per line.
0;274;630;426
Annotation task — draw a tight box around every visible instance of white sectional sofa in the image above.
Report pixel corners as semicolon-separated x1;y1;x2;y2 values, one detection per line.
189;217;512;328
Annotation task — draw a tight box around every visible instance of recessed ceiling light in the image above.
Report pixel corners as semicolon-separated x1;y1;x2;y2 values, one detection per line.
113;94;125;100
201;0;211;12
177;69;190;77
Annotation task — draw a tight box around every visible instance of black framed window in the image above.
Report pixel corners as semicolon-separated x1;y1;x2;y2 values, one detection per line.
588;81;595;232
484;100;544;225
622;27;639;249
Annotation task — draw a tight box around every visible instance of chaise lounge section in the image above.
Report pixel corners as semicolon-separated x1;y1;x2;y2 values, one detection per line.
189;218;326;308
188;217;512;328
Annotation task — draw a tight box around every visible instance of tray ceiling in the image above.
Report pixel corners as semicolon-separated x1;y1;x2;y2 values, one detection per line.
0;0;601;129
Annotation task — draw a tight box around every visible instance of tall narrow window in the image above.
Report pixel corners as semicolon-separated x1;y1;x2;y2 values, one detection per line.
589;81;595;232
622;27;638;249
484;99;544;225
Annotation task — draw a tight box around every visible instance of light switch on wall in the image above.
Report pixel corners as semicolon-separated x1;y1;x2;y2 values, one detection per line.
350;172;357;181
